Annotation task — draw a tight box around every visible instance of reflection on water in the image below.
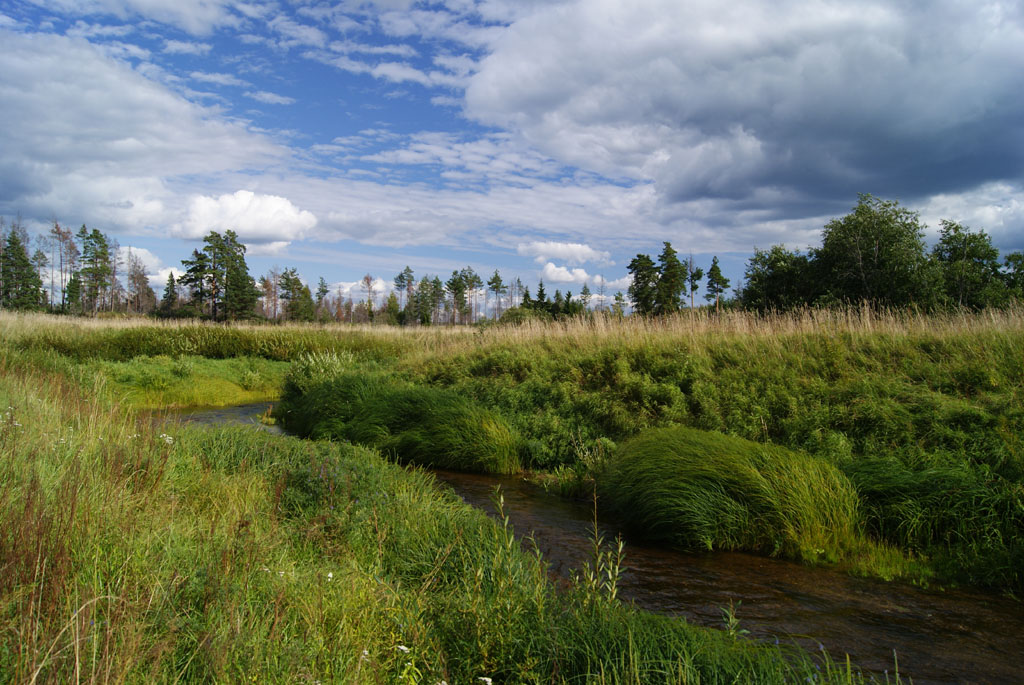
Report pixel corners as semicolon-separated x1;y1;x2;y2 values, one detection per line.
176;404;1024;684
173;401;283;435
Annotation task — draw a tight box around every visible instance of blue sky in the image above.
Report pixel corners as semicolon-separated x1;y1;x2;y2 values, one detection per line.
2;0;1023;307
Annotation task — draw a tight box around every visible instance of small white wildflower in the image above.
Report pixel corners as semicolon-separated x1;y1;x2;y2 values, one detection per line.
326;571;333;581
396;645;410;653
159;433;174;445
278;571;284;577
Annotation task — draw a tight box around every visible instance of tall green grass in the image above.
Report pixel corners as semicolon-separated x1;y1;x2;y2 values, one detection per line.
599;427;863;564
0;347;873;683
7;310;1023;590
277;360;521;474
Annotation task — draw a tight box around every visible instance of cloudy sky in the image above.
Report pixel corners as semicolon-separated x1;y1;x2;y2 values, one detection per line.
2;0;1023;303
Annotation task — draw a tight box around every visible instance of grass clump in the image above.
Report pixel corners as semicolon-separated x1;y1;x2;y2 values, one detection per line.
599;426;863;564
278;369;522;474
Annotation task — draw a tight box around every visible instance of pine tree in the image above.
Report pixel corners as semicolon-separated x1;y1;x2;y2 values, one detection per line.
279;268;315;321
704;256;731;313
394;266;414;312
534;280;548;309
160;272;179;315
445;270;467;324
612;291;626;317
0;231;43;310
65;272;82;314
76;226;113;315
654;242;685;315
627;253;657;315
180;249;211;315
487;269;506;320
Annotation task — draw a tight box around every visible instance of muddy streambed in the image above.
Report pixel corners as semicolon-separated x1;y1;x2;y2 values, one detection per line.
175;403;1024;684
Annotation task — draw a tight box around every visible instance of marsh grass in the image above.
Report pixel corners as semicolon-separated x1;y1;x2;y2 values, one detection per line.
0;349;875;683
5;309;1022;588
277;366;522;474
598;427;863;563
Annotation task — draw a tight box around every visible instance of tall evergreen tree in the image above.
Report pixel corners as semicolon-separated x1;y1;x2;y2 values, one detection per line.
394;266;414;311
0;231;43;310
627;253;657;315
704;256;731;313
180;249;211;315
65;272;82;314
445;270;467;324
461;266;483;322
654;242;685;314
76;226;113;315
487;269;506;320
534;280;548;309
579;282;592;310
160;272;179;315
279;268;314;321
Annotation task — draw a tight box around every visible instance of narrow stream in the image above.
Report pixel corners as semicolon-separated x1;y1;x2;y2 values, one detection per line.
175;403;1024;685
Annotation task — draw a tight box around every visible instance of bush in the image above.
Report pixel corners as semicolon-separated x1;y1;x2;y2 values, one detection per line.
599;426;861;563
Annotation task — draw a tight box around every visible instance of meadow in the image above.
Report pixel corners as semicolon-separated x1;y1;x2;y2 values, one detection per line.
0;311;887;683
5;308;1024;591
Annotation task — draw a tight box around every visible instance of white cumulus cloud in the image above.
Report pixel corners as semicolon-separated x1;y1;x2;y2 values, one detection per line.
518;241;612;265
540;262;591;284
176;190;318;246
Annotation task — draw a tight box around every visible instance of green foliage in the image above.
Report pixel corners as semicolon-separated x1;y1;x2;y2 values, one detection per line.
0;231;43;310
1;351;872;683
655;242;686;315
599;427;862;563
277;371;522;474
390;318;1024;589
931;220;1006;309
814;194;938;307
88;354;288;407
279;267;316;321
739;245;814;312
705;256;731;311
627;253;658;315
842;457;1024;588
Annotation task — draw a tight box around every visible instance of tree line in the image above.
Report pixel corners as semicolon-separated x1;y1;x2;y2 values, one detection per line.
3;194;1023;321
736;194;1024;312
1;217;156;315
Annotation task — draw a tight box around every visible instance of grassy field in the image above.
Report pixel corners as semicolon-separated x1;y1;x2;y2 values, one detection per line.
0;312;880;683
4;308;1023;593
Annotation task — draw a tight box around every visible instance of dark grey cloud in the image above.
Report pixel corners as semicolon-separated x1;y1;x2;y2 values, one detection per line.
465;0;1024;247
